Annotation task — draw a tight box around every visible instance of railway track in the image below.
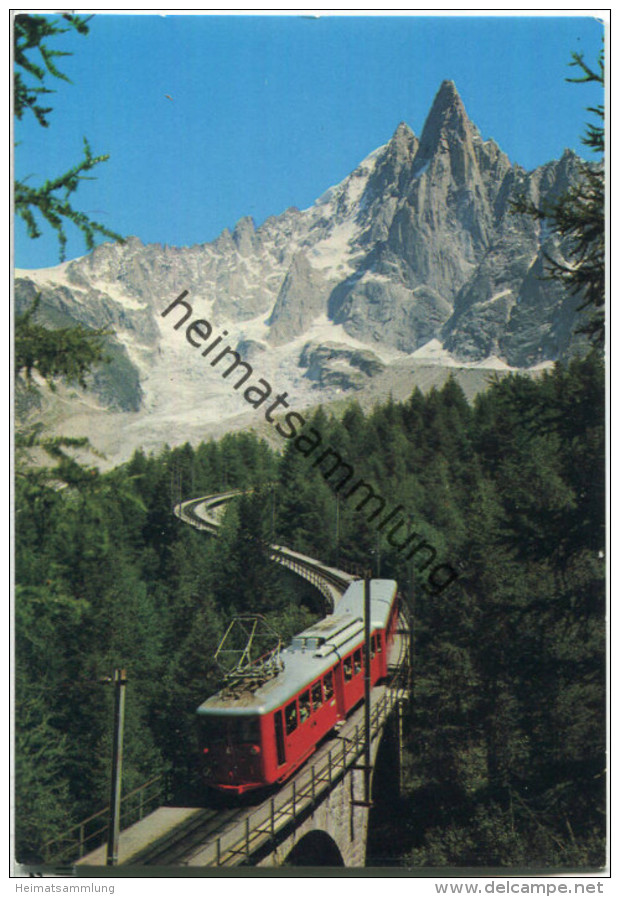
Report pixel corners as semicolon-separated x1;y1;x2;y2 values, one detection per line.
131;806;242;866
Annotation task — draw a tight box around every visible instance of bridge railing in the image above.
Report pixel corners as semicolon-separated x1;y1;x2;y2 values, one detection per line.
271;551;344;609
43;774;168;864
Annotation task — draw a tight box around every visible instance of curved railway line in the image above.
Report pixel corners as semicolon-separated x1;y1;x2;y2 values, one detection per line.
175;491;358;609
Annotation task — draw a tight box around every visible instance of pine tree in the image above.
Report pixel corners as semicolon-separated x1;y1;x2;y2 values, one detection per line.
14;15;126;486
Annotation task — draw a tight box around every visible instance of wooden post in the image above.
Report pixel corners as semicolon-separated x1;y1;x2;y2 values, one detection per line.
398;700;404;795
106;669;127;866
409;550;415;698
335;494;340;555
363;577;372;805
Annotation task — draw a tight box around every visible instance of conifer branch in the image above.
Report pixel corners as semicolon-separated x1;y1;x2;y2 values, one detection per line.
14;13;125;259
511;47;605;348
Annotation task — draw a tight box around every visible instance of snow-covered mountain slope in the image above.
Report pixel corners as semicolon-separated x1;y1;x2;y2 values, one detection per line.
15;80;587;467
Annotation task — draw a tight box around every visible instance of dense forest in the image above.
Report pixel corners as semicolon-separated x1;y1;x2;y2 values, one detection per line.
14;351;605;867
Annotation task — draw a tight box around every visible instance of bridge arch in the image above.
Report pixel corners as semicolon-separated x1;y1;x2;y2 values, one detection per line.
284;831;345;867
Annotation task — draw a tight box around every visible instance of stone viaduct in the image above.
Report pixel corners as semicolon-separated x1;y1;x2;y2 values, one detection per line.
257;703;402;868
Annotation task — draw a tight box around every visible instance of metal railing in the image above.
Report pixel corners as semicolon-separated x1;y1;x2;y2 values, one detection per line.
43;774;168;864
270;550;348;609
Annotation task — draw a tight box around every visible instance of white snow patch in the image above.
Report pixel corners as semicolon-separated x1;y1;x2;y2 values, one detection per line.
91;279;149;310
476;289;513;308
358;269;397;286
408;339;546;373
409;339;457;364
285;314;405;364
312;142;385;210
414;160;430;178
16;261;153;312
225;312;271;346
15;259;80;289
470;355;514;371
309;219;359;275
527;359;555;372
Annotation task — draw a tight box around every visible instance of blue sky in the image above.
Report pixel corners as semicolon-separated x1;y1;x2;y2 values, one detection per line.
14;13;604;270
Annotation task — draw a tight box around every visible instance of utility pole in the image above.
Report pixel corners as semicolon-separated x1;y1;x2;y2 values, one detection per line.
106;669;127;867
363;576;372;806
351;575;374;810
409;553;415;700
335;495;340;557
397;699;405;794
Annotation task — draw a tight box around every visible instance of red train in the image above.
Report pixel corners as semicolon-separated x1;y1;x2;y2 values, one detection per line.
196;579;399;794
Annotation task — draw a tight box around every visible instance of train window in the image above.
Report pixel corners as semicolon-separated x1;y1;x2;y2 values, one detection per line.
377;634;383;653
324;672;334;700
344;657;353;681
285;701;298;735
199;716;226;745
299;691;311;723
311;681;323;710
354;649;362;675
370;636;376;659
231;717;260;744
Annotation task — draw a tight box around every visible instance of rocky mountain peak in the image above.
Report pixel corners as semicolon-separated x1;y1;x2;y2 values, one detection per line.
267;251;331;345
232;216;256;255
436;78;460;103
384;121;419;172
417;79;476;159
362;120;418;205
390;121;417;150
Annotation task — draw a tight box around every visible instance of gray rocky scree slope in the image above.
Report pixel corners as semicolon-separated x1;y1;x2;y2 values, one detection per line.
15;80;588;460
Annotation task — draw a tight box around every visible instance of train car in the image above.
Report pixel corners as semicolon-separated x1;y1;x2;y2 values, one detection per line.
196;579;399;794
